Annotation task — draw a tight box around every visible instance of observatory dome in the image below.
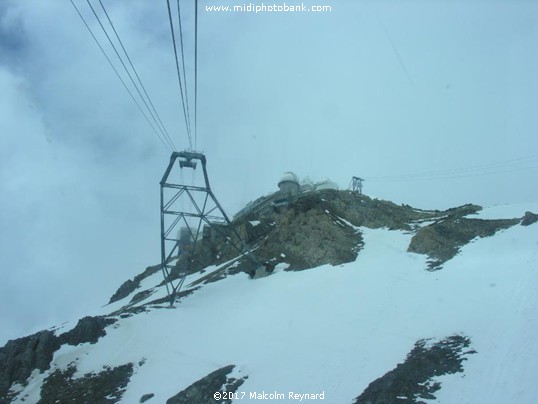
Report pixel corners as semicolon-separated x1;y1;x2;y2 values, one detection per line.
279;172;299;185
315;177;338;191
278;172;300;194
300;176;314;192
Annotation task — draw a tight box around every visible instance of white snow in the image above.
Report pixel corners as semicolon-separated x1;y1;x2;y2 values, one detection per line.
336;215;361;231
473;202;538;220
11;204;538;403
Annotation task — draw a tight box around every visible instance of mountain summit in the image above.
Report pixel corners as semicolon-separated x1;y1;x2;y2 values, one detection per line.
2;190;537;403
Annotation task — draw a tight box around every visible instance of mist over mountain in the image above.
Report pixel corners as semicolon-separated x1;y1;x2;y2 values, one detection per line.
1;2;537;402
1;189;537;403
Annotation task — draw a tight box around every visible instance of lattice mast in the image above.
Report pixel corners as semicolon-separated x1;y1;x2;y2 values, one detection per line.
159;151;257;305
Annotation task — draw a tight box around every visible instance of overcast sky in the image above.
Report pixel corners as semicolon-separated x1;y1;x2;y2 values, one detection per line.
1;0;537;345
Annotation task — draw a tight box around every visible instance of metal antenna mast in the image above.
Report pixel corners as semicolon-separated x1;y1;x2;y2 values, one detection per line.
351;176;364;194
160;152;258;305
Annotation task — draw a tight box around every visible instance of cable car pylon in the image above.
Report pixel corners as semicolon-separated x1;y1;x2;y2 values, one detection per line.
159;151;259;305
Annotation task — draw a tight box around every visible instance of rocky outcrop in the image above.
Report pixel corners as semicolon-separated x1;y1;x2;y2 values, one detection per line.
0;330;59;402
319;190;458;230
408;217;519;270
115;192;488;294
38;363;133;404
354;335;476;403
166;365;246;404
521;211;538;226
59;316;116;346
251;195;364;270
146;191;372;285
106;191;527;304
140;393;155;402
0;316;116;402
109;264;161;304
184;193;484;275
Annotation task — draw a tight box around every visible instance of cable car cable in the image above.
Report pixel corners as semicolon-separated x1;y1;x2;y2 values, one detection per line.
166;0;193;149
85;0;175;150
176;0;192;147
69;0;172;150
97;0;177;150
194;0;199;150
366;154;538;182
368;164;538;182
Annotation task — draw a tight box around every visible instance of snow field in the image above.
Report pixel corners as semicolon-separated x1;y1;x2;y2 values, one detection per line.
15;204;538;403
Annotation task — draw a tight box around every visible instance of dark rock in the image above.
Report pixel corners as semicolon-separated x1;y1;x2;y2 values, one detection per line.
109;264;161;304
354;335;476;403
38;362;133;403
443;203;483;217
321;191;459;231
0;315;116;402
408;217;519;270
130;289;154;304
219;195;482;273
166;364;246;404
108;286;200;317
117;192;483;287
253;200;364;271
140;393;155;402
521;211;538;226
59;316;116;346
0;330;59;401
110;279;137;304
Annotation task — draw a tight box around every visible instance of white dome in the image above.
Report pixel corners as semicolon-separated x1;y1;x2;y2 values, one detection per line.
315;177;338;190
300;176;314;192
301;176;314;186
278;172;299;185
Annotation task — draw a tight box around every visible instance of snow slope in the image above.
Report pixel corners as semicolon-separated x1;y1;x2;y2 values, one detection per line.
9;203;538;403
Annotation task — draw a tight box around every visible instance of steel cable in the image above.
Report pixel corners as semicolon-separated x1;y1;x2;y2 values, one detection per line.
70;0;173;151
97;0;177;150
365;155;538;182
176;0;192;147
85;0;176;150
166;0;193;150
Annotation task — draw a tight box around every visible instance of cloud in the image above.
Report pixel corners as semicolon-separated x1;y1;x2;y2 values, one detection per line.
0;1;170;343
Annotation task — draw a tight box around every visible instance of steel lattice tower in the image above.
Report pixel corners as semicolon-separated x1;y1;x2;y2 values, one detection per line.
159;152;257;305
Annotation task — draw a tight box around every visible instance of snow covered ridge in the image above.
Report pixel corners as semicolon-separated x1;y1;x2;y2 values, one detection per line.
1;193;537;403
109;192;535;303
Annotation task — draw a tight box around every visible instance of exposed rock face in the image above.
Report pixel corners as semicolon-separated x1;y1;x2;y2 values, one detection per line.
166;365;246;404
110;279;137;304
145;191;376;285
0;316;116;402
59;316;116;346
521;211;538;226
257;195;481;271
252;194;364;270
112;192;497;300
354;335;476;403
109;264;161;304
209;194;485;273
318;190;452;230
140;393;155;402
408;217;519;269
38;363;133;404
0;330;59;401
176;192;450;275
